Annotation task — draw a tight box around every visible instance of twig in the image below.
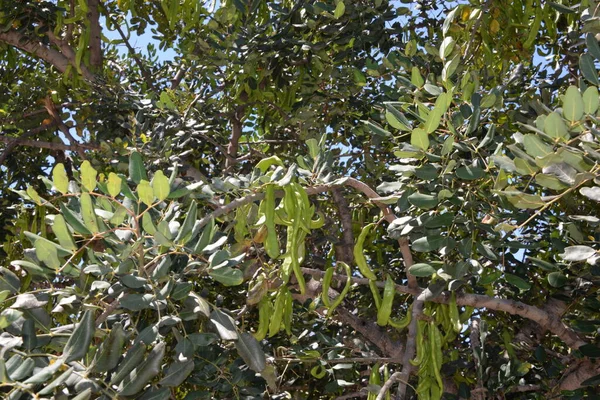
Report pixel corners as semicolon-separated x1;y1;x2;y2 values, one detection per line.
334;390;368;400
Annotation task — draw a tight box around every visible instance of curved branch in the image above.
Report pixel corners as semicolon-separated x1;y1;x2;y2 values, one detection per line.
0;31;71;74
299;268;587;350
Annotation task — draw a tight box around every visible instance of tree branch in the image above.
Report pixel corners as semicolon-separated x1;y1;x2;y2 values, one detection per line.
0;121;57;164
87;0;103;70
0;136;99;153
331;188;354;263
0;31;71;74
225;108;244;170
45;30;97;82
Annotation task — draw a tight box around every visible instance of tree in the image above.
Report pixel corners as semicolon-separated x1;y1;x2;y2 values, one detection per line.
1;0;600;398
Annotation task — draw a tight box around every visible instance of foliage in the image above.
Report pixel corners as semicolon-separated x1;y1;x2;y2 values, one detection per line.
1;0;600;399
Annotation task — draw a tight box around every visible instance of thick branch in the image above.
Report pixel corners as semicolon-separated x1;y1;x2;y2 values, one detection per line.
0;121;57;164
87;0;103;69
45;30;97;82
559;359;600;391
331;188;354;263
0;136;99;152
0;31;71;74
299;268;587;350
225;110;244;169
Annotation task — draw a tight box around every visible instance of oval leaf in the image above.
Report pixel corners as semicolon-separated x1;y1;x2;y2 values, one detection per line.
408;263;436;277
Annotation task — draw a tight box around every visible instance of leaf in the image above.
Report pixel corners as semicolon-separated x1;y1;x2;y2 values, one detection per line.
107;173;122;197
562;86;584;122
175;202;198;244
10;260;48;276
62;310;95;362
80;192;99;233
384;104;411;131
236;332;266;372
11;293;48;309
560;245;597;261
60;203;92;235
580;54;599;86
137;180;154;206
333;1;345;19
210;309;238;340
523;135;552;158
411;66;424;87
92;322;126;372
35;239;61;270
121;294;153;311
407;192;438;210
548;1;576;13
504;274;531;291
26;185;42;205
535;174;567;190
151;171;170;201
439;36;455;60
548;272;567;287
412;236;443;252
579;344;600;357
52;215;77;251
209;267;244;286
544;112;569;139
410;128;429;150
129;152;147;184
587;33;600;61
583;86;599;114
52;163;69;194
408;263;436;277
80;160;97;192
139;388;172;400
542;162;576;185
362;120;392;137
119;342;165;396
110;343;146;385
456;166;484;180
159;360;194;387
424;107;442;133
23;358;64;384
580;186;600;202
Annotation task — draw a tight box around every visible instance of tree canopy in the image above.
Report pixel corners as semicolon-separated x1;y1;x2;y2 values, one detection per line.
1;0;600;399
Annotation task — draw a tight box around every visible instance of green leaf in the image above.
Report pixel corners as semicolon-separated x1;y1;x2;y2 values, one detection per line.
548;272;567;287
412;236;443;252
363;120;392;137
139;388;171;400
62;310;95;362
10;260;48;276
209;266;244;286
504;274;531;291
92;322;126;372
60;203;92;235
580;54;599;86
80;192;99;233
35;239;61;270
408;263;436;277
0;309;23;329
23;358;64;384
384;104;411;131
52;163;69;194
121;293;153;311
110;343;146;385
37;367;74;395
52;215;77;251
544;112;569;139
548;1;575;13
587;33;600;61
80;160;97;192
107;172;122;197
236;332;266;372
129;152;147;184
193;218;216;253
523;135;552;158
210;309;238;340
535;174;568;190
410;128;429;150
583;86;599;114
333;1;345;19
256;156;284;173
424;107;442;133
514;158;539;175
580;186;600;202
563;86;584;122
151;171;170;201
119;342;165;396
439;36;455;60
26;185;42;205
560;245;596;261
579;344;600;357
408;192;438;210
137;180;154;206
176;202;198;244
411;66;424;87
456;166;484;180
159;360;195;387
527;257;557;271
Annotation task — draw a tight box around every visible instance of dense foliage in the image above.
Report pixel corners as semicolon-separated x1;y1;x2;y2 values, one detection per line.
1;0;600;399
